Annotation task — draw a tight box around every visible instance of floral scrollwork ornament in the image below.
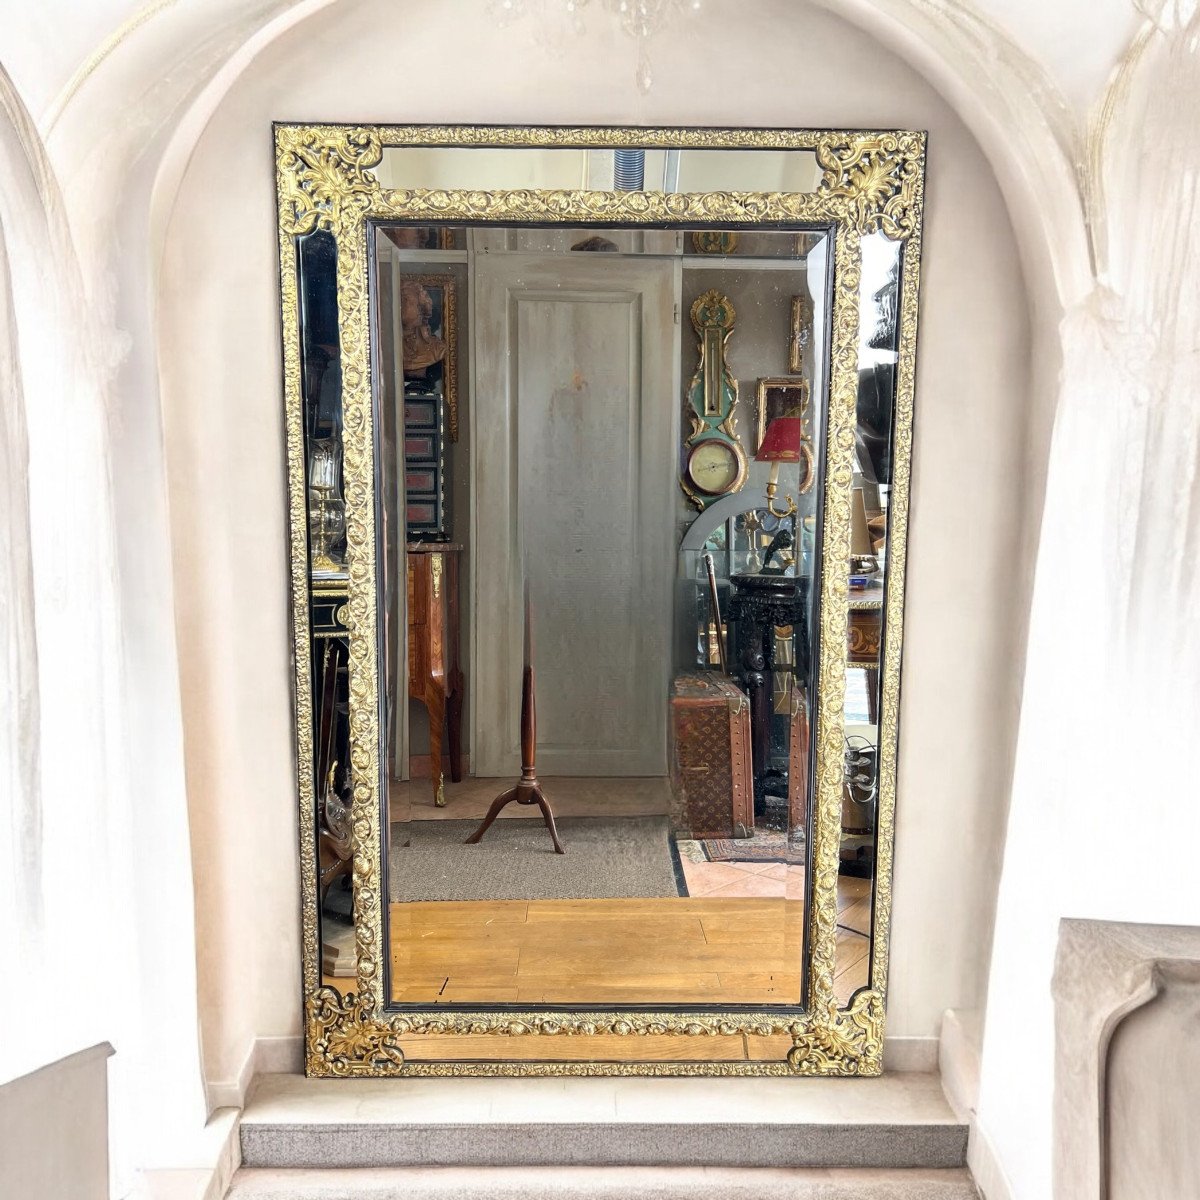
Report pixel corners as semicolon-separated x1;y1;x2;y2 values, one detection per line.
307;987;406;1075
277;126;384;236
817;133;925;240
788;990;884;1075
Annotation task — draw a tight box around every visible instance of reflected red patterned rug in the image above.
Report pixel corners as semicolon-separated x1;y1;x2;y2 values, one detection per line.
699;829;805;866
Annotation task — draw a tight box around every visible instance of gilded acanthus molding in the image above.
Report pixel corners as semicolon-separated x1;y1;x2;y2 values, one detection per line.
276;126;383;236
278;208;320;1003
274;124;927;240
788;991;885;1075
275;123;925;1078
307;988;406;1075
303;984;886;1078
805;219;864;1029
870;228;923;997
387;1009;806;1037
816;132;925;240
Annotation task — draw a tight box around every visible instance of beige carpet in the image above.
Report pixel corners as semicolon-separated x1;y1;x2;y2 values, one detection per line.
388;816;684;902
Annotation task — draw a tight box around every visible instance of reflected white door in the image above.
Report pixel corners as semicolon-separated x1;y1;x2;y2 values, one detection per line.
473;254;678;777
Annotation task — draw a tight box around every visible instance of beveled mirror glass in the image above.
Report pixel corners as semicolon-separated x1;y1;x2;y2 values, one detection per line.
277;124;925;1076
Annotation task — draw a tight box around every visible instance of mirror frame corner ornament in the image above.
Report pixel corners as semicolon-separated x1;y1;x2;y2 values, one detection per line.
275;122;926;1078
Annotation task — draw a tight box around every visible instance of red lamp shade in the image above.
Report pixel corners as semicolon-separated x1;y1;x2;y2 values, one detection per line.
756;416;803;463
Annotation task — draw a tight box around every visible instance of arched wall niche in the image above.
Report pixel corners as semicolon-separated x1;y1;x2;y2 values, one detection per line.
25;5;1200;1198
41;0;1091;312
152;0;1043;1091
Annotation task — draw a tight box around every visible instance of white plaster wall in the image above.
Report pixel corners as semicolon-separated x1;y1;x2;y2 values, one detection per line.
157;0;1035;1088
953;0;1138;112
0;59;212;1196
974;7;1200;1198
0;66;126;1092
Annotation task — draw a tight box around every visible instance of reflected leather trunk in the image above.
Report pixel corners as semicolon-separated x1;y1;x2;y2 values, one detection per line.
669;673;754;839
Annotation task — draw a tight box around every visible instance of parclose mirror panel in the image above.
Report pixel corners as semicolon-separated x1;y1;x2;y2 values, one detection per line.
279;126;925;1076
373;146;820;194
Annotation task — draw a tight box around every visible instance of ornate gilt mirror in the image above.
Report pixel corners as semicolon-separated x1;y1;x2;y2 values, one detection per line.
275;124;925;1076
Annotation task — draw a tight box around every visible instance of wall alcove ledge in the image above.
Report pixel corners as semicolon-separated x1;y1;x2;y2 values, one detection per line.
1054;919;1200;1199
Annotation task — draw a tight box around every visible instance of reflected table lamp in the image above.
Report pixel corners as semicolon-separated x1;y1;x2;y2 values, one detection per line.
757;416;804;519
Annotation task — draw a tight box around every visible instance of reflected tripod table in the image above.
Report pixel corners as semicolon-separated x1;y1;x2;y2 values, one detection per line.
464;584;564;854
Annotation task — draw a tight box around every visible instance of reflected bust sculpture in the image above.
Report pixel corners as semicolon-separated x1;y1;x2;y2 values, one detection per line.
400;280;446;379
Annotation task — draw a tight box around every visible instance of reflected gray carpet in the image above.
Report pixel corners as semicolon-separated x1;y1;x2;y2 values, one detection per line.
388;816;684;902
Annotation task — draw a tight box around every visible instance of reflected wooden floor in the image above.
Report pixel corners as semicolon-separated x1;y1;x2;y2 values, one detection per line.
835;875;873;999
390;897;803;1007
387;878;871;1010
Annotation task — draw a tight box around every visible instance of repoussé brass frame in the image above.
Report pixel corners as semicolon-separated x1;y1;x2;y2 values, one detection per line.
275;123;926;1077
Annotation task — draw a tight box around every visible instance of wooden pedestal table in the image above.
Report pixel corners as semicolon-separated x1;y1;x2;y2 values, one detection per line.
465;590;564;854
407;543;464;807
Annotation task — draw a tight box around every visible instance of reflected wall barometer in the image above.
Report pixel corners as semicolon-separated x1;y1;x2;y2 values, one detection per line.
275;122;926;1079
685;438;742;497
681;288;747;508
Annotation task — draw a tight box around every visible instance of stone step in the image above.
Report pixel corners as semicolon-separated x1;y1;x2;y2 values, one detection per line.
239;1073;967;1171
226;1165;979;1199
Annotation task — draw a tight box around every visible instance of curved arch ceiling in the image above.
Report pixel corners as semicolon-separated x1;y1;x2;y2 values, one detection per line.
33;0;1092;308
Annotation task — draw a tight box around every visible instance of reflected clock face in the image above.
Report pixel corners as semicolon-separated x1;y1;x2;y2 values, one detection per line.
686;439;741;496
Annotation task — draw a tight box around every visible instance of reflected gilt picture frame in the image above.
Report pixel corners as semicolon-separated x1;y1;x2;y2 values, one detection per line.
274;122;926;1078
382;225;458;251
755;376;811;452
789;292;814;374
756;376;815;494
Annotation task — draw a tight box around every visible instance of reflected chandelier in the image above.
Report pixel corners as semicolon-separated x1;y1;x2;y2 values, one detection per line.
490;0;703;91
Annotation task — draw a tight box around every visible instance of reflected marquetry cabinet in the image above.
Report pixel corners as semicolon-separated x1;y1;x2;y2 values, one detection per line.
407;543;464;805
